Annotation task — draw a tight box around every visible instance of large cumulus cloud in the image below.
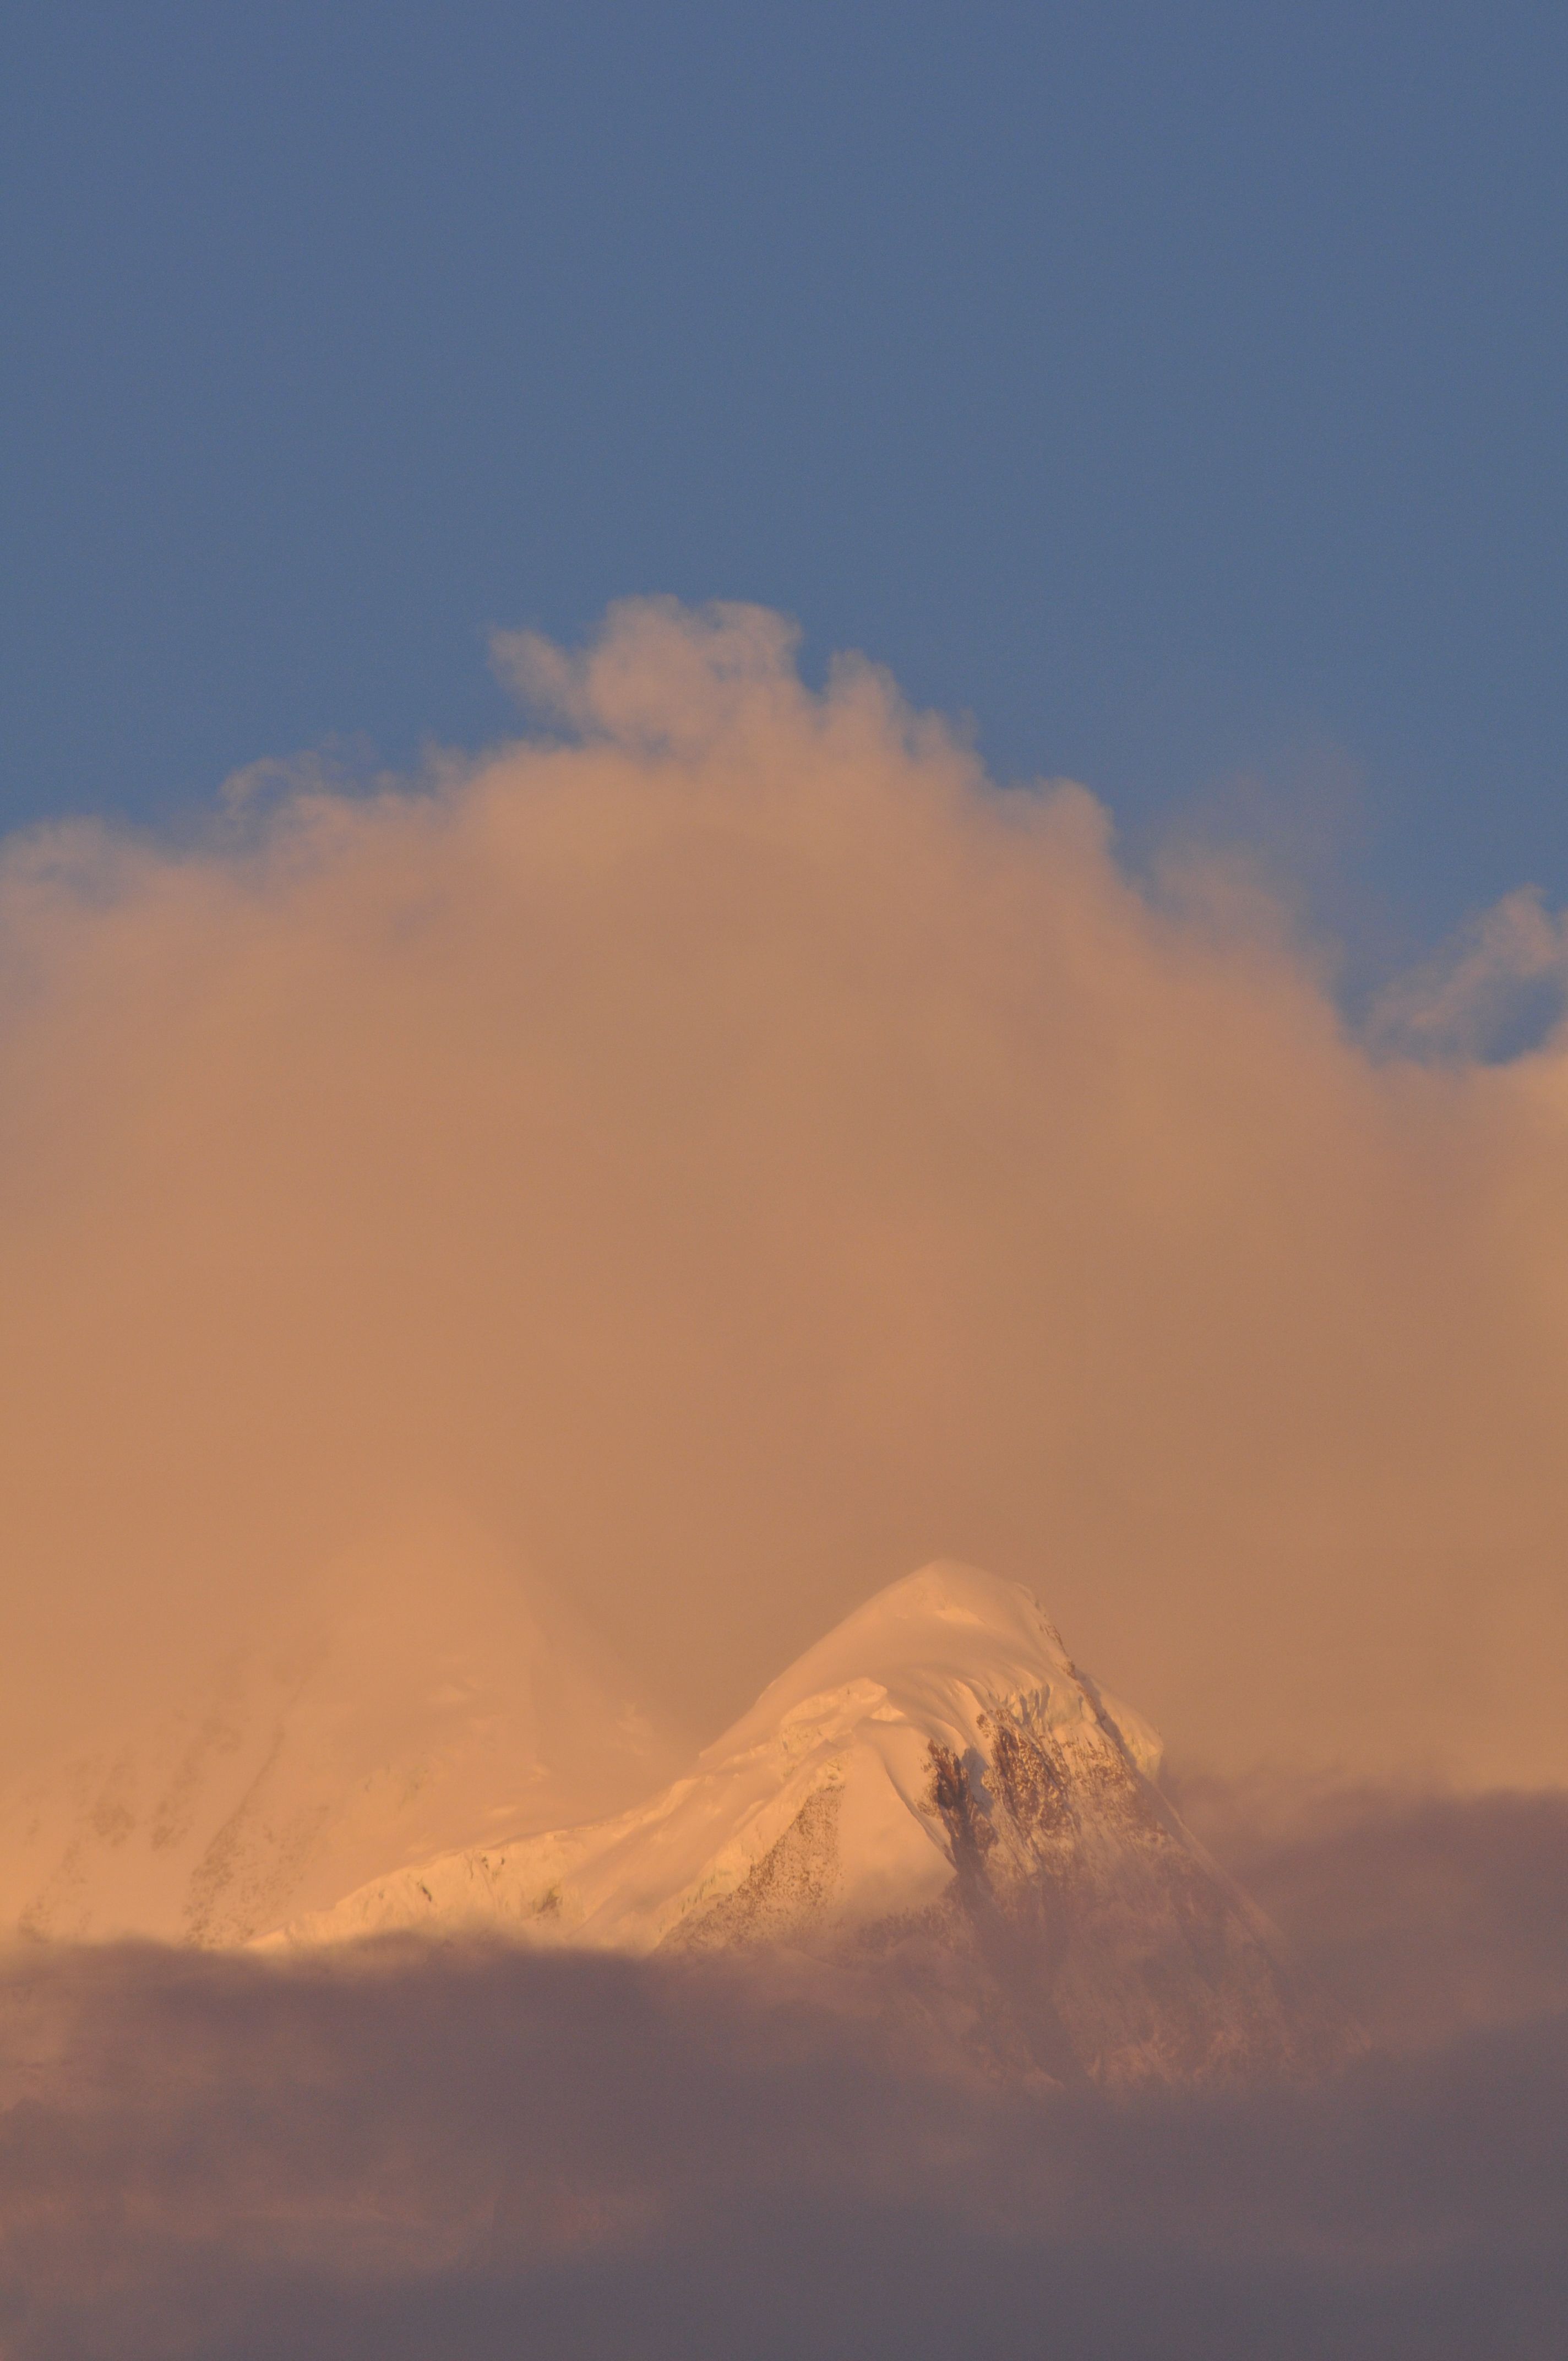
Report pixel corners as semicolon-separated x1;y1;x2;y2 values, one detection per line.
3;599;1567;1789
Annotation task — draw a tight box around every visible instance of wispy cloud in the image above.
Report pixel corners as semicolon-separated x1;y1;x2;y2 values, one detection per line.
1370;885;1568;1059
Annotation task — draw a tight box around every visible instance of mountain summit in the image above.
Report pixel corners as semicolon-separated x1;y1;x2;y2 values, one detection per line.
273;1563;1339;2083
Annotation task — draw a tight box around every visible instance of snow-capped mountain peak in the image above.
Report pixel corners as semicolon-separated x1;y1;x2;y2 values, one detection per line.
720;1559;1163;1781
270;1563;1340;2083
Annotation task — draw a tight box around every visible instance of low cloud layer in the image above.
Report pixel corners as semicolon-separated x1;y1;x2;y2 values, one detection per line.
3;1786;1566;2360
1182;1775;1568;2047
3;598;1568;1787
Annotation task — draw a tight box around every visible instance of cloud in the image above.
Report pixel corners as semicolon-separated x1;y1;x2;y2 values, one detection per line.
3;598;1568;1795
1177;1774;1568;2047
3;1808;1567;2361
1370;885;1568;1059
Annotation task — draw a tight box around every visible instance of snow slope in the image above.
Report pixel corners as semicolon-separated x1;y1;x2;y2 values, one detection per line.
272;1563;1337;2082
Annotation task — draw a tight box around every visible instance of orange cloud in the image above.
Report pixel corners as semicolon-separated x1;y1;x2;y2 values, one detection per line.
2;599;1565;1793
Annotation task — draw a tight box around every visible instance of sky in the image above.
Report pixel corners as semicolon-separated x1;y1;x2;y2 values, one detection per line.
3;3;1566;961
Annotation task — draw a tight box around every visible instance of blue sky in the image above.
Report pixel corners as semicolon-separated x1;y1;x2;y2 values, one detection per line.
3;2;1564;954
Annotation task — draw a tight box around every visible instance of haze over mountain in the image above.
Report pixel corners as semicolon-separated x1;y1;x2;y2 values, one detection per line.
0;1537;676;1947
